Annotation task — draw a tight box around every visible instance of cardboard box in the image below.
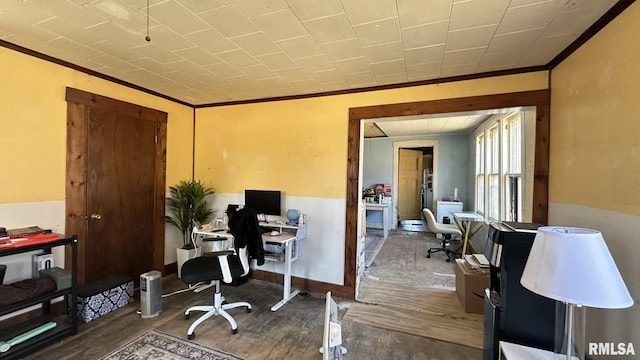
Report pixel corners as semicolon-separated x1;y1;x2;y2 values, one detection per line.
455;259;489;314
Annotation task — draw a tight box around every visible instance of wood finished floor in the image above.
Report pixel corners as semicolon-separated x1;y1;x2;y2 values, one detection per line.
23;227;482;360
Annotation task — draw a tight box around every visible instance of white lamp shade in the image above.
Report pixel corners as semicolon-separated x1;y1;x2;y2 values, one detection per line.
521;226;633;309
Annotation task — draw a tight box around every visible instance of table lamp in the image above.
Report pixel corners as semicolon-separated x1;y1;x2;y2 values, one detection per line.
520;226;633;360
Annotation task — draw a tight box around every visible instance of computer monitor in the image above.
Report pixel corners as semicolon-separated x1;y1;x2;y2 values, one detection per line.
244;190;281;218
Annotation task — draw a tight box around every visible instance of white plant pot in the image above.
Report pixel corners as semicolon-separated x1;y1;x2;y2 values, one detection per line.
176;247;198;278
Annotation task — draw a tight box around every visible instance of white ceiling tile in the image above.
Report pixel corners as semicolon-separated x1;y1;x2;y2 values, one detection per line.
174;47;221;66
131;43;184;63
0;0;624;105
183;28;238;54
130;56;174;74
370;59;406;76
203;62;245;78
239;64;278;80
274;67;311;81
86;0;149;32
38;16;105;45
404;44;445;66
497;1;563;35
256;52;297;70
232;0;289;18
310;68;343;82
486;28;544;55
285;0;344;22
216;48;259;67
88;54;140;72
340;0;398;25
0;0;57;24
92;40;145;61
406;61;441;80
47;37;104;60
397;0;453;28
232;32;281;56
320;38;364;62
296;54;336;73
441;63;479;77
449;0;510;30
353;18;401;47
87;21;148;48
143;25;193;51
545;6;608;35
332;57;370;75
375;72;408;85
276;35;323;59
401;21;448;49
477;51;523;72
147;1;209;34
443;47;486;67
172;0;231;14
343;71;376;87
198;4;259;38
251;9;309;41
363;42;403;63
445;25;497;52
303;14;355;44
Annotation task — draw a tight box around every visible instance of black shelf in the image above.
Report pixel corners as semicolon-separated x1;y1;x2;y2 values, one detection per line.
0;235;77;360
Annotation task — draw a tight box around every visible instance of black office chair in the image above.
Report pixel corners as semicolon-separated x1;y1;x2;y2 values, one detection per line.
423;208;462;262
181;207;265;339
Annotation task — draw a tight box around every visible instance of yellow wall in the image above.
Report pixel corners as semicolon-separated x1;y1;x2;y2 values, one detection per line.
195;71;549;197
0;46;194;204
550;2;640;216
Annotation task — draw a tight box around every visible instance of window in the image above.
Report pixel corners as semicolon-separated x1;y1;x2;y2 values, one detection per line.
503;114;523;221
475;113;525;222
475;135;485;215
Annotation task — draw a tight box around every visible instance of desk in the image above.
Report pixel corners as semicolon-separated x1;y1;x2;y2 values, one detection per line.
194;224;307;312
452;212;486;256
365;203;390;238
499;341;579;360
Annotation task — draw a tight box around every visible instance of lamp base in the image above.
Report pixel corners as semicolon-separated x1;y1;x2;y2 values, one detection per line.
555;302;585;360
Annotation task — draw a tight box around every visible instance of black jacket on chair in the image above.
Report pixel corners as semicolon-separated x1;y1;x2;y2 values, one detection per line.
228;207;265;266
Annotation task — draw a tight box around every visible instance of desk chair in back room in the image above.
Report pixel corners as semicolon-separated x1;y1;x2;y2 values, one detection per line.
423;208;462;262
181;207;265;339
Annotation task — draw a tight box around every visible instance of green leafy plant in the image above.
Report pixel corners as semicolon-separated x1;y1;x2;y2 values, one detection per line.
164;180;215;249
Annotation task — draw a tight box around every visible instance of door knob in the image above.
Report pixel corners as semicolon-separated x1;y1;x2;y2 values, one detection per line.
90;214;102;220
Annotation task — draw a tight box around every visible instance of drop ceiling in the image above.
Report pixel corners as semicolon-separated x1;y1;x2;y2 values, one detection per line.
0;0;627;108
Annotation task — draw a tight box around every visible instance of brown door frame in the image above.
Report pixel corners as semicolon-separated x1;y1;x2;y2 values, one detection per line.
65;87;167;284
344;90;550;297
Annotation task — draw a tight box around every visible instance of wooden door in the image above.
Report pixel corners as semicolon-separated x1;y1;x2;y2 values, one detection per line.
65;88;167;285
398;149;423;221
85;108;157;283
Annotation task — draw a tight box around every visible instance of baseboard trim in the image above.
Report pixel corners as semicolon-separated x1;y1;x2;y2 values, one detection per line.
164;262;354;299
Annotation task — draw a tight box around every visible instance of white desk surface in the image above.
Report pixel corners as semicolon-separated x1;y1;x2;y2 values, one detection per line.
499;341;579;360
453;212;486;222
365;203;389;209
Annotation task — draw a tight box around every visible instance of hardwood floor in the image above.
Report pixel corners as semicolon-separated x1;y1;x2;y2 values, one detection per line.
23;227;482;360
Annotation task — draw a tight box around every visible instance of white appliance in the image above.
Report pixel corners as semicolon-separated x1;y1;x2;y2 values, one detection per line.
140;270;162;318
435;201;463;239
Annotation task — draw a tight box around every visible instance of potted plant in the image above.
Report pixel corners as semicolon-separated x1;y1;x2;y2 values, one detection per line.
164;180;215;277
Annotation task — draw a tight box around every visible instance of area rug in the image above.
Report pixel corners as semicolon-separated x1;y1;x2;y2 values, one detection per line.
101;330;244;360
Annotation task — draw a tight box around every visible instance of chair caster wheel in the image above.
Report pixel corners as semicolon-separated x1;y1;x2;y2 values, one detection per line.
426;254;431;258
247;308;252;313
188;333;195;340
232;328;238;334
446;258;451;262
184;313;190;320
